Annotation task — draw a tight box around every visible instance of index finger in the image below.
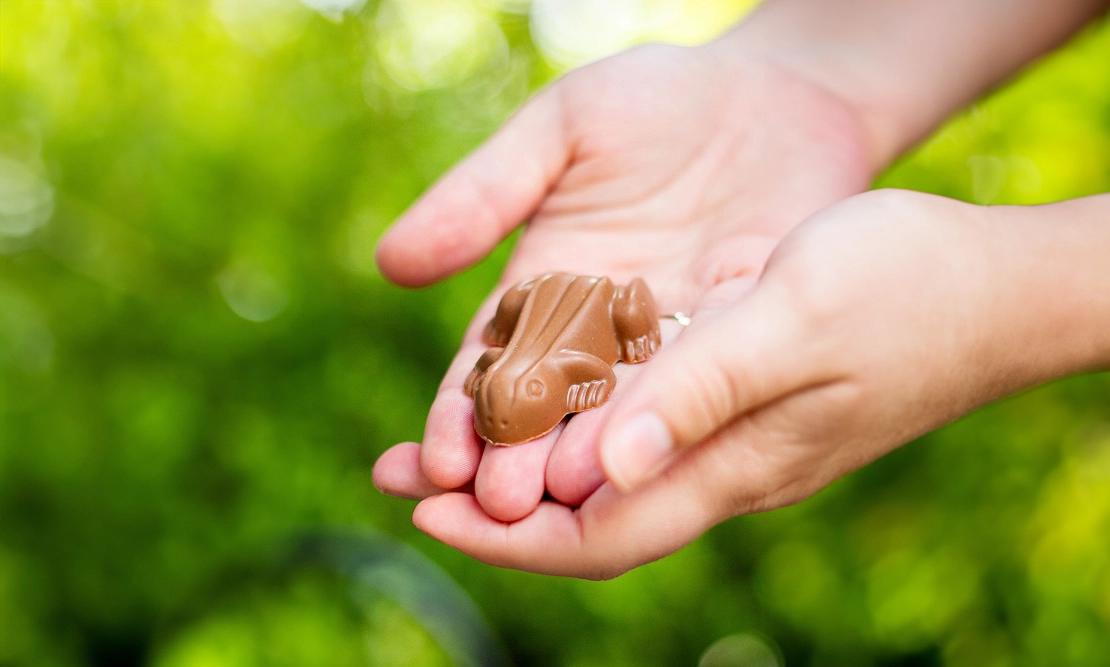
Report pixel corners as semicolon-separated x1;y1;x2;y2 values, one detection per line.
417;296;502;490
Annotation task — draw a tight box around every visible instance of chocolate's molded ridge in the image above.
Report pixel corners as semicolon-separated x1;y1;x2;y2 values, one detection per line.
483;278;536;347
463;346;504;398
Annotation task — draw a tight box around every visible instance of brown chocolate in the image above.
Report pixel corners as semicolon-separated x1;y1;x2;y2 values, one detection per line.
463;273;661;446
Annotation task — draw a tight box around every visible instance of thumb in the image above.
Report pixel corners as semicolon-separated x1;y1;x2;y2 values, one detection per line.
376;87;570;287
599;292;810;491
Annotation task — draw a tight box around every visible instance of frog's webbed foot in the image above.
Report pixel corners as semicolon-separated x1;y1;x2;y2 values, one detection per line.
555;351;617;413
567;376;614;412
463;346;505;397
613;278;661;364
621;334;659;363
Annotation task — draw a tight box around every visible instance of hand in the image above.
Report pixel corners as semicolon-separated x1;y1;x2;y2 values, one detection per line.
404;189;1108;578
372;41;875;522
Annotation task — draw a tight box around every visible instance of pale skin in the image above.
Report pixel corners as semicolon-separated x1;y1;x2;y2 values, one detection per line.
373;0;1110;578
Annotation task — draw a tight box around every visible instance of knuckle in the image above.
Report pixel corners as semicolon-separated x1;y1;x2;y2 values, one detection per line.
457;177;504;239
764;239;851;336
853;186;908;211
681;354;745;437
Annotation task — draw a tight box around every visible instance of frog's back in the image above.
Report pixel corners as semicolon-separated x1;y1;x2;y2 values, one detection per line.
500;273;618;373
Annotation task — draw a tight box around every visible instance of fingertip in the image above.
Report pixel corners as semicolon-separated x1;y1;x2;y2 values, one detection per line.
420;444;481;490
597;420;633;492
474;439;553;523
378;90;572;290
420;392;485;488
474;480;541;523
411;494;437;532
598;446;635;493
373;442;442;500
545;455;603;506
599;411;675;492
545;415;608;506
373;171;512;288
374;224;438;288
413;492;487;543
371;443;402;492
412;496;439;538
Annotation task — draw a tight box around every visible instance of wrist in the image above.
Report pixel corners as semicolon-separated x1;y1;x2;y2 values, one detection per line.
987;196;1110;380
706;7;919;172
695;32;883;183
708;0;1109;172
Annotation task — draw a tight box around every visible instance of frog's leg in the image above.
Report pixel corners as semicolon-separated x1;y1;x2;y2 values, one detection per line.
482;277;537;347
463;346;505;397
556;351;618;413
613;278;662;363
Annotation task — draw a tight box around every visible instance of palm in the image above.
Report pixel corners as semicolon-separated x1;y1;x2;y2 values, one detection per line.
373;43;873;521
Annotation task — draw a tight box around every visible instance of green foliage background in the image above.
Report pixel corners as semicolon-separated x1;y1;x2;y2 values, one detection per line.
1;1;1109;665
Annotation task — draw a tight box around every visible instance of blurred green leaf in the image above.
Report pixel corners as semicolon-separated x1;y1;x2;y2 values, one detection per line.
1;1;1109;666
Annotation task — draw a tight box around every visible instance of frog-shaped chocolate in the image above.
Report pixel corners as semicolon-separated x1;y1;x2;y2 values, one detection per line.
463;272;661;446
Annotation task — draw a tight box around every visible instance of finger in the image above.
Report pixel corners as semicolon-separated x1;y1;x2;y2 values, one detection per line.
417;290;509;489
372;442;445;500
413;419;771;578
414;494;584;575
420;275;537;486
415;488;706;579
598;289;815;490
544;405;608;507
376;88;571;287
419;341;488;489
545;317;688;505
474;426;562;522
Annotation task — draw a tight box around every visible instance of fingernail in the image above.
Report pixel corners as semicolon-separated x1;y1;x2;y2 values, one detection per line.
374;483;404;499
601;412;674;491
378;487;407;499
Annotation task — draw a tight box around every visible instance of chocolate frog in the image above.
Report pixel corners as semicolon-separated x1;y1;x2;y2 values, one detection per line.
463;272;661;446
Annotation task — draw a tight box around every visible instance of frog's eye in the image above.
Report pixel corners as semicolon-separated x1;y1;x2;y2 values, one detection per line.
526;379;545;398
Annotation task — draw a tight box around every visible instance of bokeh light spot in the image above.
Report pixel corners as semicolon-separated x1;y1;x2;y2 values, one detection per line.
699;632;782;667
530;0;672;69
216;259;290;323
211;0;311;53
0;156;54;244
374;0;506;91
529;0;756;70
299;0;366;22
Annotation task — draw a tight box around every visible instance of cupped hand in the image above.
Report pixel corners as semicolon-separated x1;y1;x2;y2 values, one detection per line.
405;189;1076;578
372;41;874;522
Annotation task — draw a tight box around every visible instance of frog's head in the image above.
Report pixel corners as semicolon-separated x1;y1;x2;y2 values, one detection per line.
474;365;565;446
